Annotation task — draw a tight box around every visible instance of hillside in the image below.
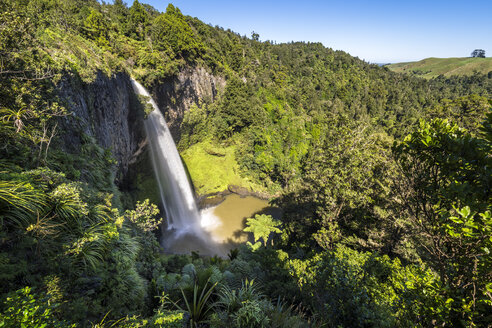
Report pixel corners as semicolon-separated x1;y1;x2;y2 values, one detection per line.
387;56;492;78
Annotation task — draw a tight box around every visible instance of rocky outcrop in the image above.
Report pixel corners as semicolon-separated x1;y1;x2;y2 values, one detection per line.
154;67;226;142
198;185;272;209
55;66;225;200
57;71;146;189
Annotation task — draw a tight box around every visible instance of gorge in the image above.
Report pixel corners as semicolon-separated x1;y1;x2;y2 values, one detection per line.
131;78;276;255
1;1;491;326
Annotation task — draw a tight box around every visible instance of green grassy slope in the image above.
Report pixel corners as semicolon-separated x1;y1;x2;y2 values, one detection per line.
181;140;264;195
387;57;492;78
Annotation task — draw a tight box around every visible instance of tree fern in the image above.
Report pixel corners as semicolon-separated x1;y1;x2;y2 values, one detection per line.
244;214;281;247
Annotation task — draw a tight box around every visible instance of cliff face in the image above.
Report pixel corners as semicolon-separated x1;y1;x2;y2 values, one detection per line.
57;71;147;189
54;66;224;204
154;67;226;142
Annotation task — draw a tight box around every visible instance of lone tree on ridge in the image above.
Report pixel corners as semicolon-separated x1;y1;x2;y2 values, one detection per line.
471;49;486;58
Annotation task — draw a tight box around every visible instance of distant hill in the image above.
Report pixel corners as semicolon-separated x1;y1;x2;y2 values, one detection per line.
387;57;492;79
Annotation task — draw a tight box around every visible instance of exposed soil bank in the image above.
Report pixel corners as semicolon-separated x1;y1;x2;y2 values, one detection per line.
198;184;274;209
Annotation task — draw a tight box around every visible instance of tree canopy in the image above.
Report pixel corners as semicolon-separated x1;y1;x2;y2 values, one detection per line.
471;49;486;58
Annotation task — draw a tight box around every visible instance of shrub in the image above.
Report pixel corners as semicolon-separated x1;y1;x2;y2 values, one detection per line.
152;310;185;328
0;287;75;328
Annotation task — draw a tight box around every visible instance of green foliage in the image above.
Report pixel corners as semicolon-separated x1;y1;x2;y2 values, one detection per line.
178;103;210;149
480;107;492;145
266;299;308;328
125;199;162;232
214;78;264;138
231;299;269;328
211;279;305;328
214;279;263;314
0;180;46;228
289;247;408;327
0;167;149;323
438;207;492;323
83;8;109;47
151;5;204;60
126;0;150;40
393;118;492;325
237;90;313;187
243;214;281;248
176;278;218;327
427;94;491;133
212;280;269;328
274;115;400;253
152;310;185;328
0;287;75;328
394;118;490;229
223;247;303;311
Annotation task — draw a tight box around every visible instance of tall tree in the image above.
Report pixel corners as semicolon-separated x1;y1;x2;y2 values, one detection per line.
393;118;492;325
150;4;204;59
126;0;149;40
471;49;486;58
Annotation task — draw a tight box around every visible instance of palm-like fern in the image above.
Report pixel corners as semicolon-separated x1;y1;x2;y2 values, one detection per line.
64;223;106;271
0;180;46;228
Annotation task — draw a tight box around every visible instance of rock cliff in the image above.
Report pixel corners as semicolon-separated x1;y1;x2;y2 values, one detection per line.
154;67;226;142
57;71;146;190
56;67;225;202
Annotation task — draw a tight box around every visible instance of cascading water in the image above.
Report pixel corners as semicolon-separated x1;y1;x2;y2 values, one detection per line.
130;79;216;254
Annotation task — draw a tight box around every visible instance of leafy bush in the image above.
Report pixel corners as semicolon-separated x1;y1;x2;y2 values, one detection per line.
125;199;162;232
211;279;306;328
152;310;185;328
0;287;75;328
289;247;404;327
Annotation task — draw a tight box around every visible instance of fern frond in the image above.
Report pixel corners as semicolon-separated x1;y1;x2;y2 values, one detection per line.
0;180;46;228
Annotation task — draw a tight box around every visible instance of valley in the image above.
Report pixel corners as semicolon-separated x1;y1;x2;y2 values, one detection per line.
0;1;490;327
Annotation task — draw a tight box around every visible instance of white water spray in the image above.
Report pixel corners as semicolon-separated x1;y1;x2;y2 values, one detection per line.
131;79;214;252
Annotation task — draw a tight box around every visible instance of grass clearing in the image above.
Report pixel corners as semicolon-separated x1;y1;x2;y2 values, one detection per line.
181;140;261;195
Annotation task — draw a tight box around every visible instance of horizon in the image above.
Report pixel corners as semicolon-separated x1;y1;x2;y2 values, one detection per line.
126;0;491;63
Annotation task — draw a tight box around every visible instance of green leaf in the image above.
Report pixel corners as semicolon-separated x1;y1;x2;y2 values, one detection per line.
449;216;463;224
458;206;471;218
243;214;281;246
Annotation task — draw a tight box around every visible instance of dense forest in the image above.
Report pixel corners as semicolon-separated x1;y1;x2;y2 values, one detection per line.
1;0;491;327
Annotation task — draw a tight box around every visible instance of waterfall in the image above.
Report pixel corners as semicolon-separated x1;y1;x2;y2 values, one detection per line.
130;79;203;237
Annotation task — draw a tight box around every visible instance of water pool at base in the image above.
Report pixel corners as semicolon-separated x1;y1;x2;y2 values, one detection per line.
201;194;279;243
163;194;280;256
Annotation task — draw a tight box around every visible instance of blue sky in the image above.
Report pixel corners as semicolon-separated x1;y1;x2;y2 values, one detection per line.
131;0;491;63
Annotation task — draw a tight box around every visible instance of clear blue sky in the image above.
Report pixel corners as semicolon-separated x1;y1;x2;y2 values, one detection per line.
129;0;491;63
